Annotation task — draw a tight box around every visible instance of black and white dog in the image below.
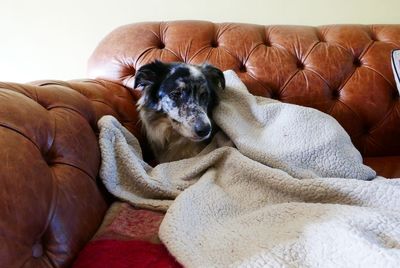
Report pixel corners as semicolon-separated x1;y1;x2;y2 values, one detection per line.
134;60;225;162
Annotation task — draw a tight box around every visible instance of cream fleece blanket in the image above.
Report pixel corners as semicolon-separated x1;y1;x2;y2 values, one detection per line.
98;71;400;268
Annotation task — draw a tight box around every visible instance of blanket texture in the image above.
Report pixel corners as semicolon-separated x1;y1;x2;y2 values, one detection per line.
98;71;400;268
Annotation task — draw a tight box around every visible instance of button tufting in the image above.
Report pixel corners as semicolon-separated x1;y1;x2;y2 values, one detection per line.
296;60;305;70
370;33;377;41
353;58;362;67
32;242;43;258
158;42;165;49
393;89;400;99
269;90;280;100
316;31;325;42
264;40;271;47
332;89;341;99
210;40;218;48
239;63;247;72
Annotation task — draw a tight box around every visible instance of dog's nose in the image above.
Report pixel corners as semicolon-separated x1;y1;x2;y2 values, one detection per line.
194;122;211;138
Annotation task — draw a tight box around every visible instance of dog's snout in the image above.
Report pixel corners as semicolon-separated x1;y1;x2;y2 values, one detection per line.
194;121;211;138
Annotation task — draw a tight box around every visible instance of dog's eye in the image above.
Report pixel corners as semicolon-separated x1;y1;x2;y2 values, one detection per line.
169;90;182;99
199;92;208;101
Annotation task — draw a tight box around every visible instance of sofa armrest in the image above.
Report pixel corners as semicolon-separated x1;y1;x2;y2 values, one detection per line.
0;79;139;267
29;79;143;137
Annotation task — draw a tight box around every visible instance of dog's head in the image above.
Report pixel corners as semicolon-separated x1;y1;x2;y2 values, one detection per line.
134;60;225;141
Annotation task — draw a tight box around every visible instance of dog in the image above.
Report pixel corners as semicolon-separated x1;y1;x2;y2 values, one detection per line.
134;60;225;163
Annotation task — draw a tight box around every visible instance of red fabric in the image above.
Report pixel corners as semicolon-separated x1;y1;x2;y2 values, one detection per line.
72;204;182;268
98;206;164;241
73;239;181;268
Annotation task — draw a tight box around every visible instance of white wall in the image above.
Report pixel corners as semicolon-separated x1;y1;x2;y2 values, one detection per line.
1;0;399;82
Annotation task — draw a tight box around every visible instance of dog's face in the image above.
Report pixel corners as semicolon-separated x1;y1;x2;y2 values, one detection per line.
134;61;225;141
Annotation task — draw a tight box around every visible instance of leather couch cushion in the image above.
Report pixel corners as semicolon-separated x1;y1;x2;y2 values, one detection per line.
364;156;400;178
0;79;139;267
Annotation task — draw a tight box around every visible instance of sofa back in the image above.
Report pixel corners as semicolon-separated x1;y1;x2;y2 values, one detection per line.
88;21;400;157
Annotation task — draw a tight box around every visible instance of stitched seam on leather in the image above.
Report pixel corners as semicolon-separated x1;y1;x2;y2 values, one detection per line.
217;23;232;38
363;65;397;90
133;47;158;69
331;99;363;125
188;46;211;63
358;133;380;156
0;86;37;101
367;101;398;133
32;84;40;104
355;39;374;61
163;47;182;62
246;72;275;96
378;40;398;48
159;21;166;44
306;46;354;91
45;114;97;181
88;99;117;113
302;68;333;91
46;105;93;125
84;79;122;88
202;47;213;63
301;39;320;63
244;42;263;64
45;107;99;164
317;26;354;53
337;66;358;93
371;25;400;47
326;100;367;155
181;39;191;62
218;45;240;62
0;124;43;152
39;164;59;247
205;22;222;62
39;82;98;125
278;69;301;97
49;162;96;181
32;81;70;87
42;111;57;158
81;80;136;100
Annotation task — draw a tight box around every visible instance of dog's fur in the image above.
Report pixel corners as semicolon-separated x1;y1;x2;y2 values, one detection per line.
134;61;225;162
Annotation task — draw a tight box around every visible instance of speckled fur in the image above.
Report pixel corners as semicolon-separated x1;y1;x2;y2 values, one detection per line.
134;61;225;163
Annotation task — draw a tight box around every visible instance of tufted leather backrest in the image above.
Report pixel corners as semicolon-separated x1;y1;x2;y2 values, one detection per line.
0;80;139;267
88;21;400;157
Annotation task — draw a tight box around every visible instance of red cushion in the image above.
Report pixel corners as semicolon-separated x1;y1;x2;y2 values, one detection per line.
73;239;181;268
72;203;182;268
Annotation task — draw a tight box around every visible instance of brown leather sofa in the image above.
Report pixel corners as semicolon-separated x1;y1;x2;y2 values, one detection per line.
1;21;399;267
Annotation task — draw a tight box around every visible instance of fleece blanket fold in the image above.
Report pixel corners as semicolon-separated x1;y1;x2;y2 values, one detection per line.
98;70;400;268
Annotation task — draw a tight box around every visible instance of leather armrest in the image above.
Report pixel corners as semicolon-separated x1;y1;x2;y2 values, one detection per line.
0;79;139;267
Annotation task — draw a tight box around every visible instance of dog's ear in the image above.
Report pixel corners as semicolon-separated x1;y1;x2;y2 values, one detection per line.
201;64;225;90
134;60;170;89
134;60;170;110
